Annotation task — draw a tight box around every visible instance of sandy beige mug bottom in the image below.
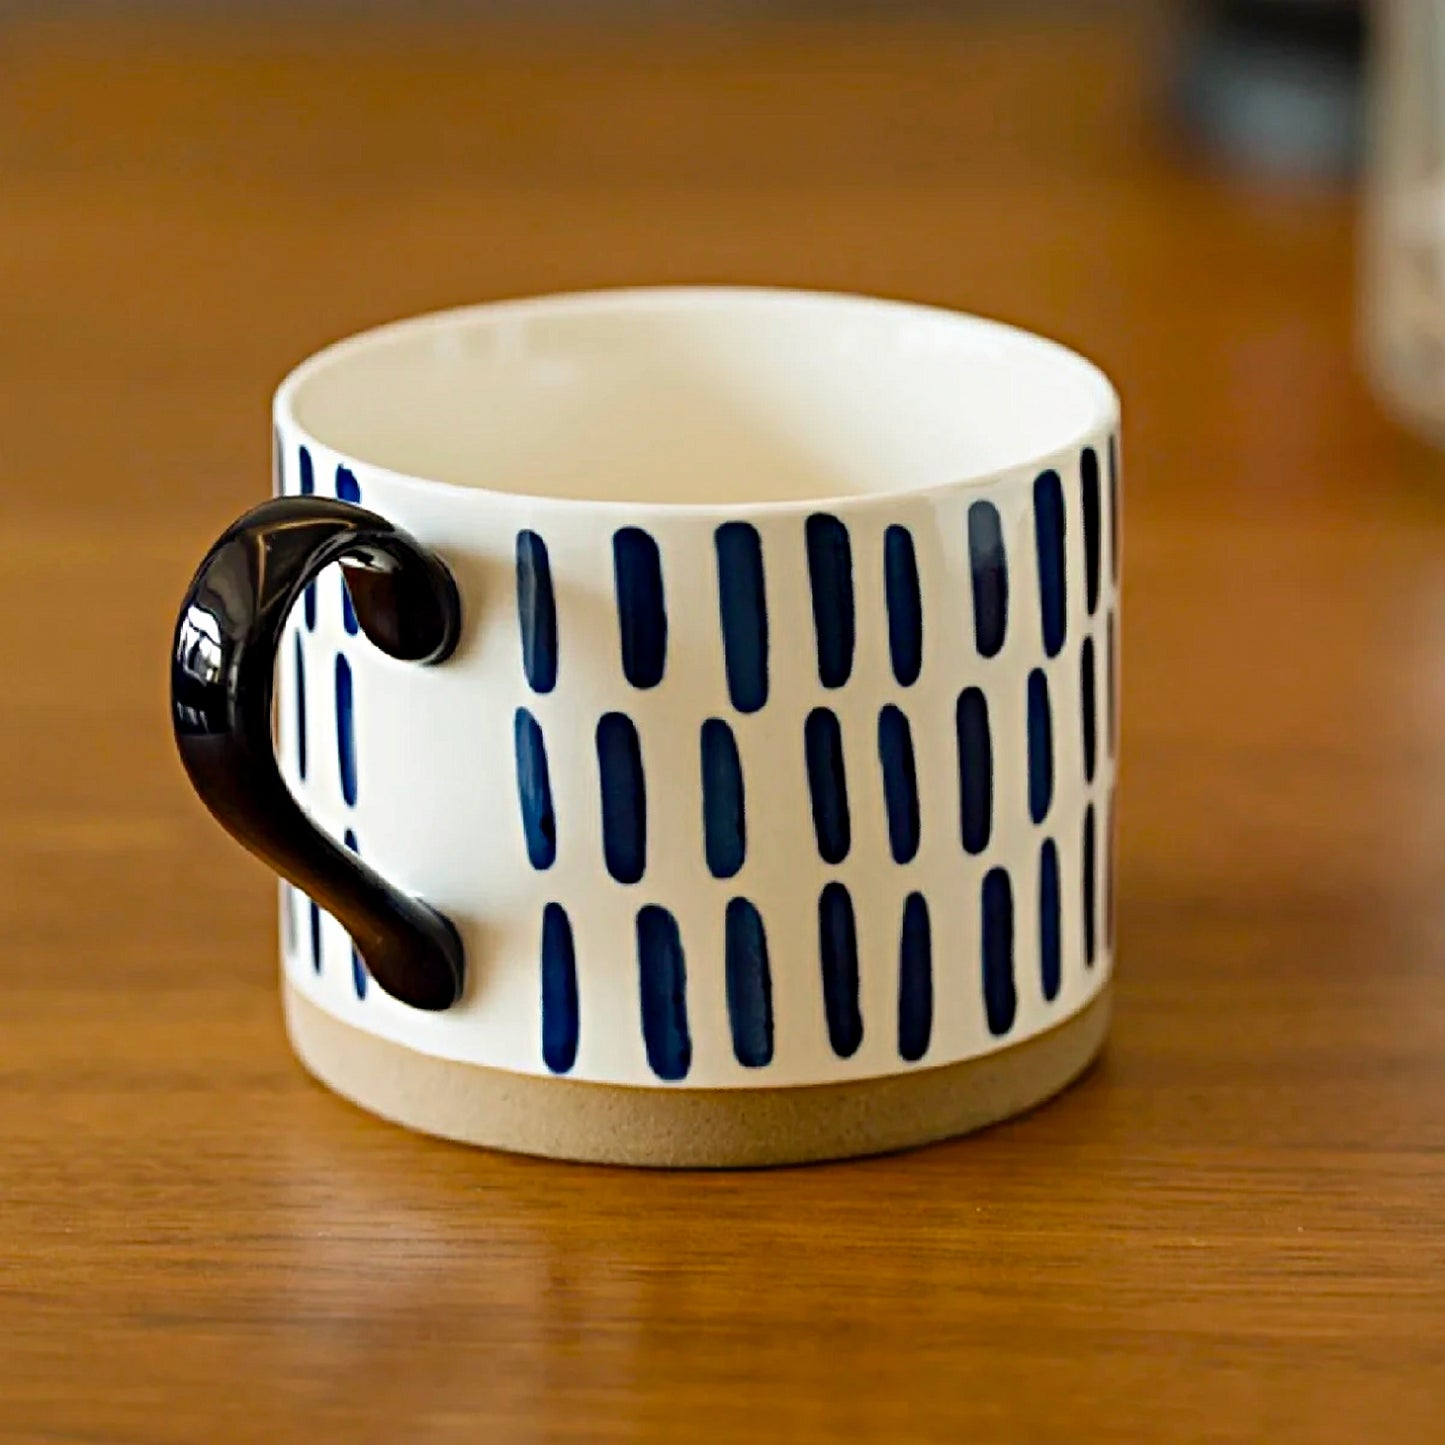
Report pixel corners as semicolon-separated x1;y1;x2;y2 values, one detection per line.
285;983;1110;1167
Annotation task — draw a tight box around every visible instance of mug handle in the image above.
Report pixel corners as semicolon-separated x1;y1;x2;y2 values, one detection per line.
171;496;466;1011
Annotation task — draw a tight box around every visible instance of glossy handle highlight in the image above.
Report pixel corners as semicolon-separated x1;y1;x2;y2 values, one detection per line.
171;496;465;1010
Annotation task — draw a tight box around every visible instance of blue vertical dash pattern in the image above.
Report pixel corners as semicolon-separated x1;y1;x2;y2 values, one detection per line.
956;686;992;855
714;521;769;713
343;829;367;999
701;719;746;879
1039;838;1061;1001
1108;434;1121;585
1027;668;1053;824
597;712;646;884
897;892;932;1063
336;466;361;635
1033;469;1067;658
541;902;579;1074
883;524;923;686
982;867;1016;1036
335;654;357;807
818;882;863;1058
299;446;317;631
1082;446;1101;617
877;705;920;865
968;500;1009;658
515;530;558;694
309;897;322;974
637;905;690;1081
1081;636;1097;784
613;527;667;689
805;513;855;688
293;634;308;781
1083;803;1097;967
513;707;557;870
725;898;774;1068
805;708;851;865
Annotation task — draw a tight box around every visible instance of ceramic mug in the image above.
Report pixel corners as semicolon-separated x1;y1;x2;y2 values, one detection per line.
171;288;1120;1166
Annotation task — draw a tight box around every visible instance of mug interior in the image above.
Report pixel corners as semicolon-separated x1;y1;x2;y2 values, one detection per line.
280;288;1115;508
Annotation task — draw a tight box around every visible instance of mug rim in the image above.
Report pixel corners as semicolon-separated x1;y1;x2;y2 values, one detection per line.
274;285;1120;517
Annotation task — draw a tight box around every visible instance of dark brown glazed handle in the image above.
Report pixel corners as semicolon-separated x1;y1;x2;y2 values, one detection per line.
171;496;465;1010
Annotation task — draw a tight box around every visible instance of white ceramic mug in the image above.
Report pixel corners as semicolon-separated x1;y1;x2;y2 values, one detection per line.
172;288;1120;1165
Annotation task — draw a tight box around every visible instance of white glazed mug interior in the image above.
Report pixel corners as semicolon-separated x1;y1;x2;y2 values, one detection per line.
279;287;1115;506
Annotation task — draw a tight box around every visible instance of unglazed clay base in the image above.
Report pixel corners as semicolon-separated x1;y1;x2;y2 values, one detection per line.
284;981;1111;1167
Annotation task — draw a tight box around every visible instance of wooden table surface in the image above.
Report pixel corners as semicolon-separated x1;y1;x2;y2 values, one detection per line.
3;10;1443;1441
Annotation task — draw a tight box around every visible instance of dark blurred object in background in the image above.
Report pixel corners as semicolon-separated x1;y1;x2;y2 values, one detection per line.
1174;0;1366;180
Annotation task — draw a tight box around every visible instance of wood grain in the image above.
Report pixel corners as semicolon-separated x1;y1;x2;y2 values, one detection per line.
2;10;1444;1442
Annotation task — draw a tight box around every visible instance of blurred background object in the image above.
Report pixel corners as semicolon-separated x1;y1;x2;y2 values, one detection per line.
1173;0;1366;179
1363;0;1445;441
